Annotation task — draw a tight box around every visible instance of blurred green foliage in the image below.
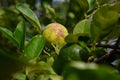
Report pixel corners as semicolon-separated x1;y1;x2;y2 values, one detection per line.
0;0;120;80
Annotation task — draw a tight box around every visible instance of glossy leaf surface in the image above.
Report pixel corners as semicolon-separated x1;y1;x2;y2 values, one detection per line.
13;20;25;49
73;19;91;36
23;35;45;61
16;3;41;33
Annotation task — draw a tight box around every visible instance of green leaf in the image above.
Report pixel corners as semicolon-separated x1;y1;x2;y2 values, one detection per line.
87;0;96;11
111;2;120;13
27;61;55;74
65;34;79;43
48;74;62;80
0;27;17;44
23;35;45;61
63;61;120;80
97;0;119;6
12;73;26;80
35;74;62;80
47;57;54;66
13;20;25;50
43;2;56;18
0;20;25;49
73;19;91;36
79;41;90;52
106;25;120;39
16;3;41;33
91;5;119;41
65;33;90;43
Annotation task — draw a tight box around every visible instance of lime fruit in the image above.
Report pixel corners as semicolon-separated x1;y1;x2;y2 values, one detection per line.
43;23;68;46
59;44;82;61
53;44;90;74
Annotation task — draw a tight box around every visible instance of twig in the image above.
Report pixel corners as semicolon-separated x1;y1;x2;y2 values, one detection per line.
88;44;120;49
94;37;120;63
94;50;120;63
94;50;113;63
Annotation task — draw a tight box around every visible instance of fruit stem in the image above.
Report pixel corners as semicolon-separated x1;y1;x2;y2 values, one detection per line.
51;43;59;55
43;50;51;56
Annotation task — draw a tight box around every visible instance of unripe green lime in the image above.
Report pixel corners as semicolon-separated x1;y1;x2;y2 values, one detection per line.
59;44;90;62
43;23;68;46
53;44;90;75
59;44;82;61
52;44;81;75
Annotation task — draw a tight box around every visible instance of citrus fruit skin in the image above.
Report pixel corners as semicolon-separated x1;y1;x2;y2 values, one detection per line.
52;44;82;75
59;44;90;62
53;44;90;75
59;44;82;61
43;23;68;46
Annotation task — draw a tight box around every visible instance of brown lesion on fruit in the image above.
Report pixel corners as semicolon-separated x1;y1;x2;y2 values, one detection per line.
50;23;59;31
57;29;64;38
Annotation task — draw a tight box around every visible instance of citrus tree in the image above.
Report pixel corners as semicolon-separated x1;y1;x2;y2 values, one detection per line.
0;0;120;80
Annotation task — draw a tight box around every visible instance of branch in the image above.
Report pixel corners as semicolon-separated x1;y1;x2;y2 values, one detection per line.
88;44;120;49
94;50;120;63
94;37;120;63
96;44;120;49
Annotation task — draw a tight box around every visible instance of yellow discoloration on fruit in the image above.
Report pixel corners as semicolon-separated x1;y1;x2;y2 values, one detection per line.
43;23;68;54
43;23;68;49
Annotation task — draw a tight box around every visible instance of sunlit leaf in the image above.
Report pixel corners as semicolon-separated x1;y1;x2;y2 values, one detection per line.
12;73;26;80
16;3;41;33
27;61;55;74
23;35;45;61
91;4;119;41
13;20;25;50
49;74;62;80
73;19;91;36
